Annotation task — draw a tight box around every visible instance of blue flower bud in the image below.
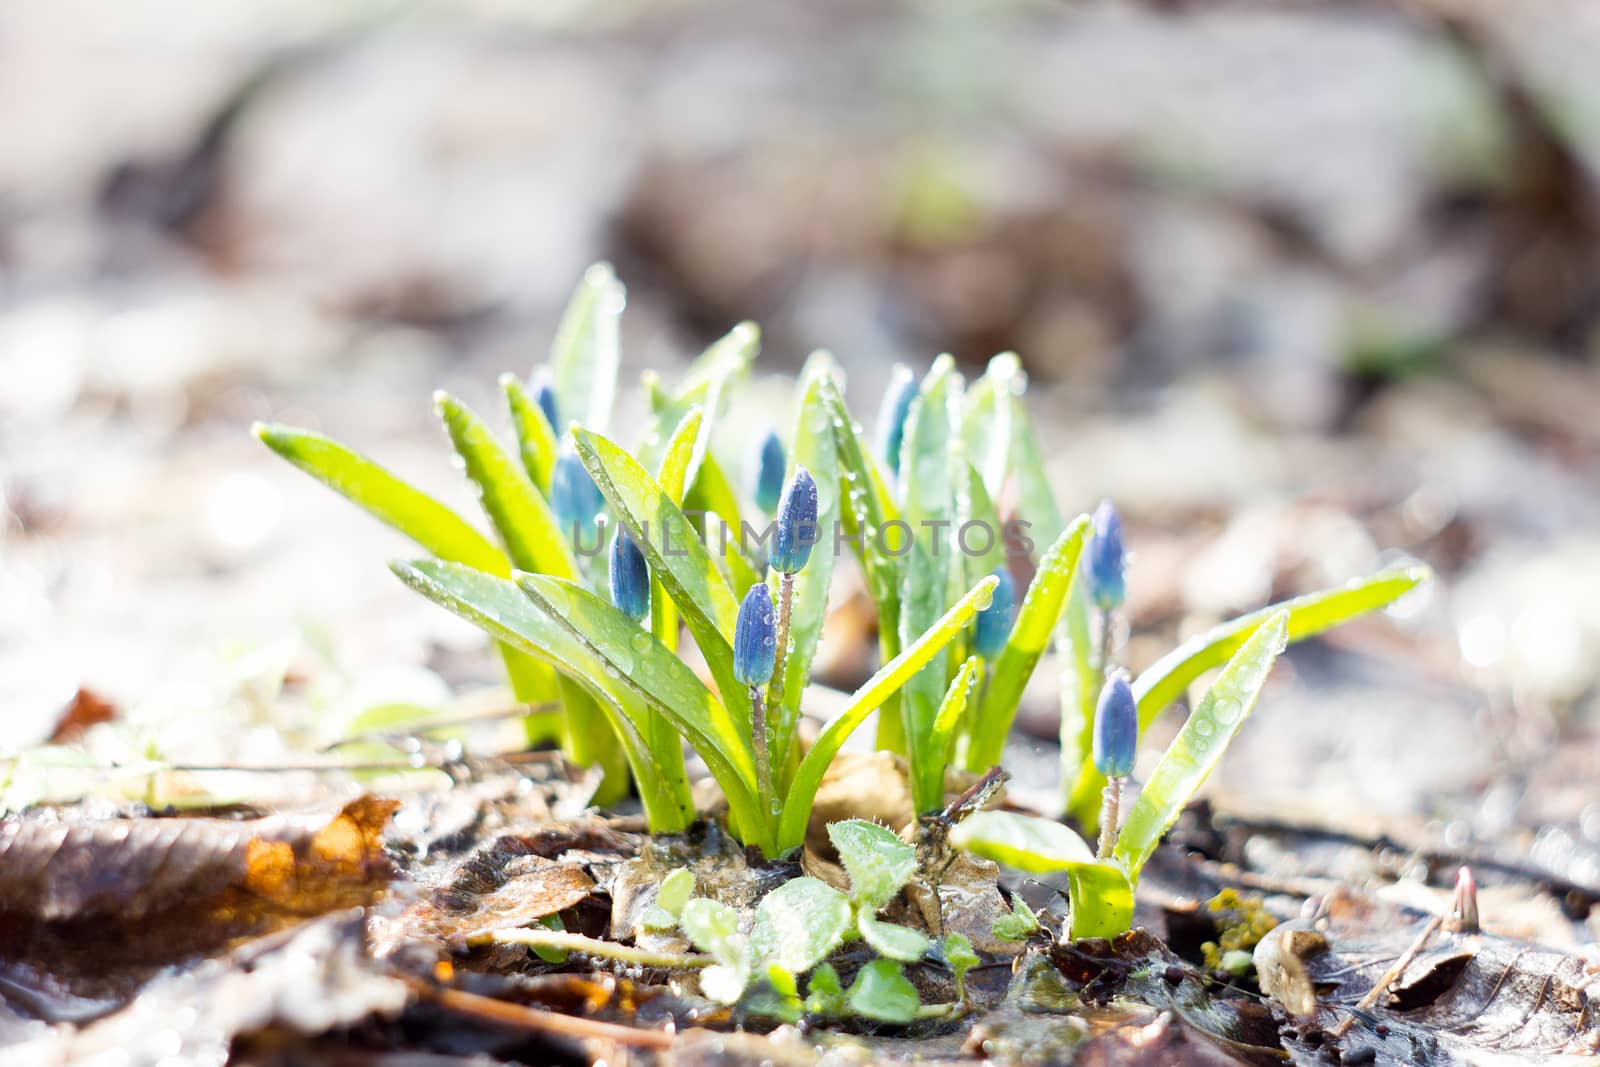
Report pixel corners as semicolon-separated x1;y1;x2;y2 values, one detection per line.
532;375;561;432
609;528;649;621
754;429;786;514
972;567;1016;659
875;366;917;475
1086;499;1125;612
769;466;818;575
550;450;605;536
733;583;777;686
1092;671;1137;779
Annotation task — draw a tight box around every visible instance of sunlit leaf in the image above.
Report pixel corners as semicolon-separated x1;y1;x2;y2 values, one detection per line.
749;877;852;975
548;263;623;434
847;960;920;1023
681;898;743;966
926;656;979;800
859;913;930;962
966;515;1091;769
828;820;917;910
1115;611;1289;878
502;374;560;495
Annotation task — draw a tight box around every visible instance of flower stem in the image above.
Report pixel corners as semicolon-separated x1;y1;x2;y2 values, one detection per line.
1097;776;1123;859
768;572;796;706
749;684;775;818
1097;607;1115;677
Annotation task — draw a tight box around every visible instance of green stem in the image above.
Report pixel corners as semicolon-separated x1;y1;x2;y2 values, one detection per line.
487;928;713;968
1096;776;1123;859
750;685;776;822
768;572;795;707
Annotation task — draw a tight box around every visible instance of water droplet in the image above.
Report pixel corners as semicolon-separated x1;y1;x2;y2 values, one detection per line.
1212;698;1242;725
972;586;994;612
631;632;652;654
1192;718;1215;738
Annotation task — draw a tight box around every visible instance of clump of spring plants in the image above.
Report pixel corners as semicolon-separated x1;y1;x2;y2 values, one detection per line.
257;263;1429;1018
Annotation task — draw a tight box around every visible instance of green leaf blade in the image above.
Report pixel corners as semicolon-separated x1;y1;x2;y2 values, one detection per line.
750;877;853;975
827;820;916;910
502;374;561;494
549;263;624;434
1115;611;1290;878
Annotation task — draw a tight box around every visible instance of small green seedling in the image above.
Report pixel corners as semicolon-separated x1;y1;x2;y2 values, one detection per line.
991;897;1041;942
642;868;697;932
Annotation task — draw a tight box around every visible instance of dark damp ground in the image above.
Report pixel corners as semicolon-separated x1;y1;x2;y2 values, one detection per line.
1;2;1597;1063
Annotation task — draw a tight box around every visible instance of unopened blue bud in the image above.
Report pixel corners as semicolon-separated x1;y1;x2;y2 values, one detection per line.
550;450;605;535
1087;500;1125;612
1092;671;1137;778
770;466;818;575
532;375;561;432
733;583;777;686
972;568;1016;659
609;528;649;621
754;429;786;514
875;366;917;475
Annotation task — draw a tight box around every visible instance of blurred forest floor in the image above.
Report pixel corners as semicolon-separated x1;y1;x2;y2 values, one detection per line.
1;0;1598;984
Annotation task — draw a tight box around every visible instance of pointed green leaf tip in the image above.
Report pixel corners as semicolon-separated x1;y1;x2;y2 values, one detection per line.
972;566;1016;659
770;466;818;574
609;527;649;621
754;428;786;514
1092;670;1136;778
875;365;917;476
733;583;777;686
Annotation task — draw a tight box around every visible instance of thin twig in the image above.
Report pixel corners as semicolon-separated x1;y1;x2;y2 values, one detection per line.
484;928;713;969
405;977;680;1049
1329;915;1442;1038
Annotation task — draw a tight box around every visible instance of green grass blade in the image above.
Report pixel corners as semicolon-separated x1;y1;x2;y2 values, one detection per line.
254;422;506;575
777;574;999;853
1132;564;1431;730
966;515;1091;769
1114;611;1288;878
435;392;578;579
960;354;1017;500
959;461;1005;594
772;371;839;786
898;541;949;813
515;573;766;846
685;449;763;598
549;263;624;434
651;407;706;654
571;429;747;717
817;374;900;617
502;374;561;495
925;656;979;802
391;560;695;832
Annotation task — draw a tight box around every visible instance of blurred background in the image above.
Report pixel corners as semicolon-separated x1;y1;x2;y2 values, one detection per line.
2;1;1597;915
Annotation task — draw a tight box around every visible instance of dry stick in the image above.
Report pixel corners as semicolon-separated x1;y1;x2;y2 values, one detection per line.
485;928;713;969
1329;915;1443;1039
768;572;796;706
406;978;679;1050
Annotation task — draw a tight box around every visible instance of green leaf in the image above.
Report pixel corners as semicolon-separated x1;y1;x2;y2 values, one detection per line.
701;964;748;1005
961;355;1017;499
959;461;1006;594
817;374;901;633
926;656;979;798
772;370;841;785
942;932;979;1001
650;408;704;655
571;429;747;715
1131;566;1428;732
1115;611;1289;878
948;810;1133;940
949;810;1097;874
502;374;560;495
847;960;920;1024
434;392;578;579
640;322;759;467
804;963;847;1016
898;540;949;812
1066;566;1428;828
681;898;744;966
991;897;1039;941
514;573;763;844
750;877;853;974
859;913;930;962
777;574;1000;853
549;263;623;434
254;423;506;575
684;448;763;597
966;515;1091;769
828;820;917;911
390;560;696;833
643;868;696;931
